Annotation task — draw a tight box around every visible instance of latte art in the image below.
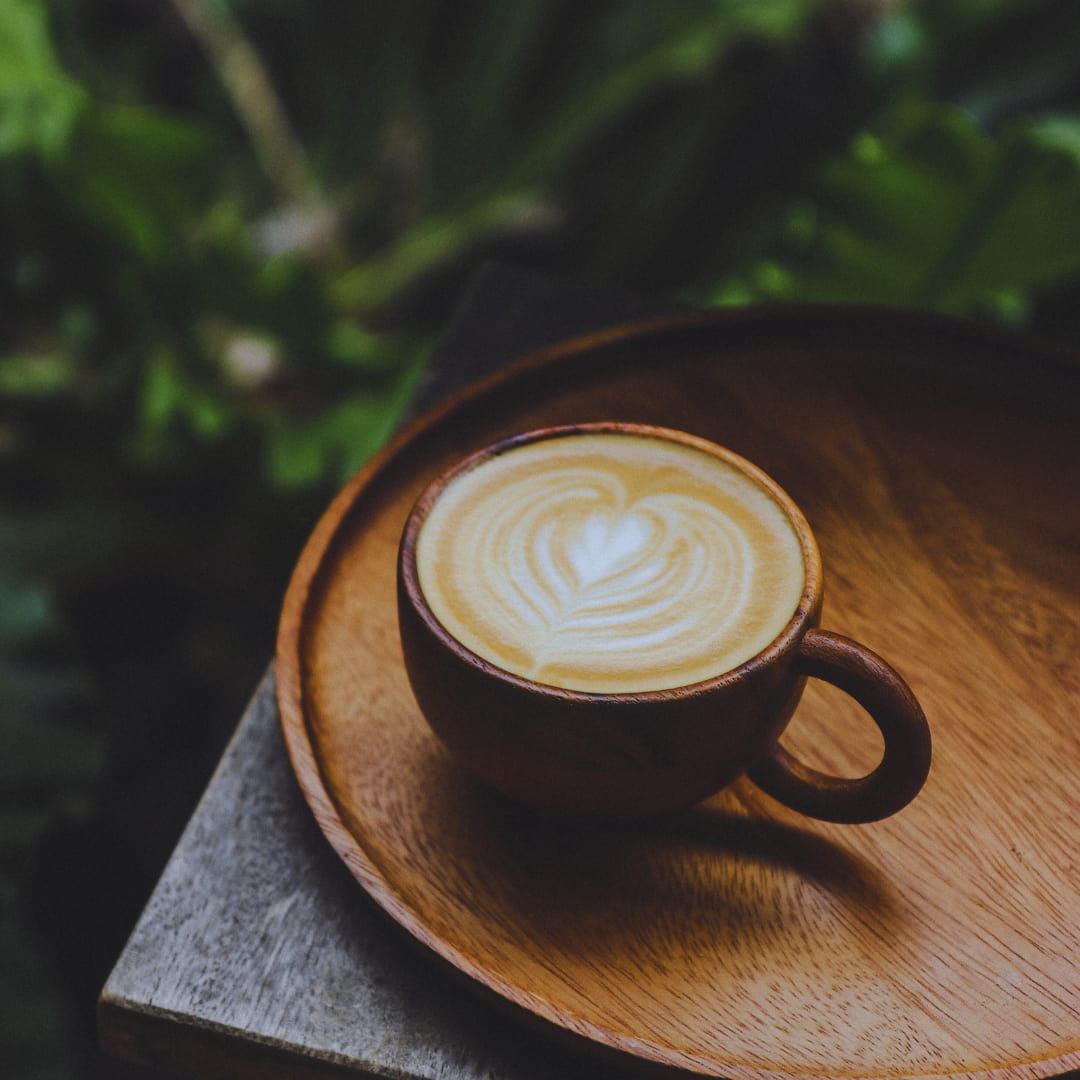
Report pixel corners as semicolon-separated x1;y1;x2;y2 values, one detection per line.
416;432;805;692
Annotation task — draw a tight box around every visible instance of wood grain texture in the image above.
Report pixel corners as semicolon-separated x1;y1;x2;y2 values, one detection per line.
277;306;1080;1080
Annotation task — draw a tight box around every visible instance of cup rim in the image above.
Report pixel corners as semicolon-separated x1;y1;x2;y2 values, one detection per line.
399;421;823;702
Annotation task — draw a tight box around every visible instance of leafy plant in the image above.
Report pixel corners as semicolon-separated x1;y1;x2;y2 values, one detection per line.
708;102;1080;324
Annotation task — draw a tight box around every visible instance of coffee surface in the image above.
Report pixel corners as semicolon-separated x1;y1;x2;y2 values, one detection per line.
416;432;805;692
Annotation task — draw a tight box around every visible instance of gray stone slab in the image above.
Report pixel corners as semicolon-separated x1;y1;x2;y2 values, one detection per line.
100;670;610;1077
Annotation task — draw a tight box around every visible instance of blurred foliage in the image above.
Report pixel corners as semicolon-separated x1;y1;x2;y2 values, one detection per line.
708;102;1080;321
1;1;1079;1077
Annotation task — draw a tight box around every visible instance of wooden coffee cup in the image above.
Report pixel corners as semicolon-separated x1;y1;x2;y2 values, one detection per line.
397;423;931;823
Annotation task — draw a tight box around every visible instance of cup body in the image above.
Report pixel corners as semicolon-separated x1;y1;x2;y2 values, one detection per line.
397;422;824;818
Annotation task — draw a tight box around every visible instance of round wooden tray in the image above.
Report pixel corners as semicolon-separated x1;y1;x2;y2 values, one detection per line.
276;307;1080;1080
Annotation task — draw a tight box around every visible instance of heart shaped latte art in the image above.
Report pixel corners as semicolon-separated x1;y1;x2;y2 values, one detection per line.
496;486;751;661
416;434;804;692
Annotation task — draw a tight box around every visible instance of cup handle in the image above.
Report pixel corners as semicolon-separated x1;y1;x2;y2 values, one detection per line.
746;629;931;824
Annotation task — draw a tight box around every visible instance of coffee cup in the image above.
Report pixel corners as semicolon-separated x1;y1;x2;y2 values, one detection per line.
397;422;930;823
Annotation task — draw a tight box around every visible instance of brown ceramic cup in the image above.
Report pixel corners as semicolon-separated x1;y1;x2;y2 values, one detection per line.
397;423;931;823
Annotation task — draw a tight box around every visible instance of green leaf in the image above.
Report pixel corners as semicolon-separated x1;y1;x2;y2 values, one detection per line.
265;420;330;490
326;322;401;374
133;349;235;461
55;103;215;260
266;337;427;489
0;0;87;159
1024;113;1080;168
0;352;77;399
709;102;1080;317
332;191;551;313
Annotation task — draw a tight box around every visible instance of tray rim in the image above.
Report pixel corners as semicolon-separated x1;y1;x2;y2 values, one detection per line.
275;302;1080;1080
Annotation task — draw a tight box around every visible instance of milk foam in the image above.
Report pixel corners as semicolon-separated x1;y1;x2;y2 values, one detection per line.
416;433;805;693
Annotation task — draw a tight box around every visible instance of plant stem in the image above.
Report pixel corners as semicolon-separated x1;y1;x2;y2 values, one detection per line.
169;0;319;210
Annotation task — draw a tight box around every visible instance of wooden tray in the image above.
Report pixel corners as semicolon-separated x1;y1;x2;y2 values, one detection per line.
276;307;1080;1080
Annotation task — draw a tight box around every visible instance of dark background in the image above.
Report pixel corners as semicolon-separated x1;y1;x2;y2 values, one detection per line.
3;2;1080;1076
